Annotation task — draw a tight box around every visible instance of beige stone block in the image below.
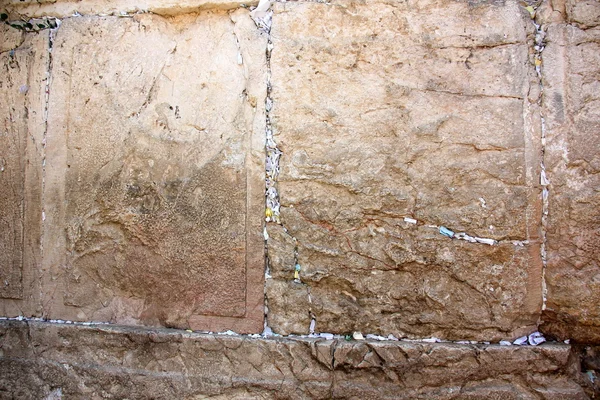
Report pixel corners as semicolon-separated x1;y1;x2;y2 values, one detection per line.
268;0;541;340
567;0;600;28
0;320;588;399
541;24;600;343
265;279;311;335
0;29;47;316
40;11;266;332
0;24;24;53
3;0;259;19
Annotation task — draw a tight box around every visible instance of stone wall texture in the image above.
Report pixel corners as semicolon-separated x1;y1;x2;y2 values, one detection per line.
1;9;267;333
0;26;48;317
537;0;600;344
1;0;600;396
0;320;595;399
267;0;543;341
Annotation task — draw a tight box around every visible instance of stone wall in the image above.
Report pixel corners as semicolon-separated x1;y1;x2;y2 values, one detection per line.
1;0;600;397
1;6;266;334
537;0;600;343
267;0;542;341
0;320;594;399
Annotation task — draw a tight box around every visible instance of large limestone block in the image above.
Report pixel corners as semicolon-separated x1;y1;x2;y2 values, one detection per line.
268;0;542;340
0;28;47;316
41;11;266;332
541;23;600;342
0;320;590;399
2;0;259;18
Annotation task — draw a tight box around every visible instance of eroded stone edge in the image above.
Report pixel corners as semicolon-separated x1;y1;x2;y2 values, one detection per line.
0;320;592;399
2;0;260;19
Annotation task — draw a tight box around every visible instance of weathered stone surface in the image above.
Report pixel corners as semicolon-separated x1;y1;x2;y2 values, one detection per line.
265;224;313;335
268;0;543;340
0;24;23;53
566;0;600;28
265;279;312;335
0;37;27;301
0;320;591;399
540;22;600;343
0;29;47;315
39;12;266;332
538;0;600;26
2;0;259;19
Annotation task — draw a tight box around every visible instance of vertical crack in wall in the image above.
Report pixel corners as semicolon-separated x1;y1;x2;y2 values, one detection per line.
255;1;316;336
527;4;549;312
260;5;279;336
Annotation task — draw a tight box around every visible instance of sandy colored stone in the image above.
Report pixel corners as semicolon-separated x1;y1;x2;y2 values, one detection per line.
40;11;266;332
0;320;591;399
541;23;600;343
0;37;27;300
2;0;259;19
264;224;313;334
0;29;47;315
268;0;542;340
265;279;312;335
566;0;600;27
0;24;24;53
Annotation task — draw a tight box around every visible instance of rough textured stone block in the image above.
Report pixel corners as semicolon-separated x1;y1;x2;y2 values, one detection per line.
0;320;591;399
39;12;266;332
566;0;600;28
541;22;600;343
0;27;47;315
0;35;27;301
2;0;259;18
267;0;543;340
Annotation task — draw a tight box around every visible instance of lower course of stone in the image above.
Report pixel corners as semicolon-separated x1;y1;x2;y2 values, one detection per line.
0;320;594;399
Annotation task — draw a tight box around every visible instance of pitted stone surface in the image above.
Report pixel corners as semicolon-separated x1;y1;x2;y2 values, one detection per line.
2;0;259;18
267;0;543;340
0;30;47;315
566;0;600;28
541;21;600;343
0;320;590;399
0;38;28;301
37;12;266;332
0;24;23;53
